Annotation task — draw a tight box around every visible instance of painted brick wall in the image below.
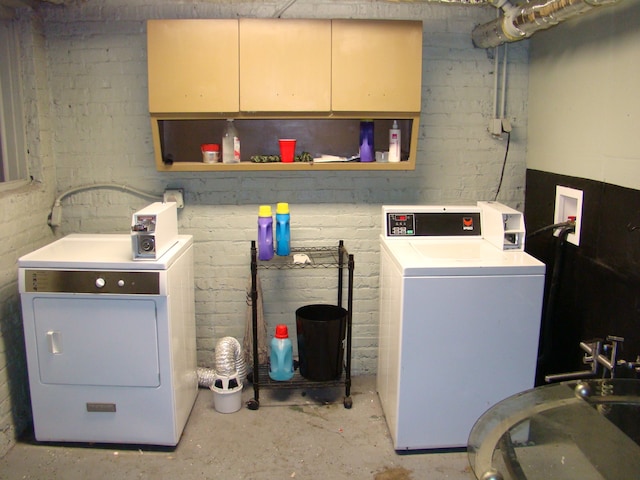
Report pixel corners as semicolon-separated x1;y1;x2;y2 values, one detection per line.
0;11;57;456
40;0;530;374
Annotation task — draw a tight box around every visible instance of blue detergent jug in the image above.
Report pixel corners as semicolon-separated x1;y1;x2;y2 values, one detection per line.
269;324;294;381
275;202;290;256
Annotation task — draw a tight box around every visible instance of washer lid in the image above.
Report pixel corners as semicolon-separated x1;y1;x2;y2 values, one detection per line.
381;237;545;276
18;234;192;270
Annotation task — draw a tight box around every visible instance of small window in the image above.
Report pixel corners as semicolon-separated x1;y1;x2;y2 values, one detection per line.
0;19;28;183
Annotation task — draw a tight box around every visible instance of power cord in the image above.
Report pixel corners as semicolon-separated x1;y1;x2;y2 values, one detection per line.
493;130;511;201
527;219;576;239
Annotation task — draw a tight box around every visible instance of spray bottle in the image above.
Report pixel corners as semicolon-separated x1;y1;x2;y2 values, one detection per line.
389;120;401;163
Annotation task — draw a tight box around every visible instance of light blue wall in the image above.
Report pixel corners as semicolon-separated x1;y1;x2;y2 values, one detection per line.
527;1;640;190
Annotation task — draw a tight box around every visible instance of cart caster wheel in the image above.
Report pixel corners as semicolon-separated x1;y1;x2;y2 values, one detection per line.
247;399;260;410
343;396;353;409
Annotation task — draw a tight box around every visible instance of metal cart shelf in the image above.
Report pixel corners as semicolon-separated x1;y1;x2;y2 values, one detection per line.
248;240;354;410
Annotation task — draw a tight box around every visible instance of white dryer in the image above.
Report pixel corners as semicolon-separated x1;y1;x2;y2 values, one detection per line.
18;234;197;446
377;202;545;450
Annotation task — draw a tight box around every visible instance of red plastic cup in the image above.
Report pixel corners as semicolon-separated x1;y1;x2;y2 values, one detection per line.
279;139;296;163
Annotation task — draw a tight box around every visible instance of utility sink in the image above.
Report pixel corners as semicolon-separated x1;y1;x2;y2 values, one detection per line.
468;379;640;480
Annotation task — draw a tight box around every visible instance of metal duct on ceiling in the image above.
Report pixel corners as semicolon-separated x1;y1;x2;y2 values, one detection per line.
472;0;622;49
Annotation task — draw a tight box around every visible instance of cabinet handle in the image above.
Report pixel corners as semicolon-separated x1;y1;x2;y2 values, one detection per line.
47;331;63;354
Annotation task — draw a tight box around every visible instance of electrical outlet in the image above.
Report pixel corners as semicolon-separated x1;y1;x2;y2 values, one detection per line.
488;118;512;136
554;185;583;246
163;188;184;209
489;118;503;136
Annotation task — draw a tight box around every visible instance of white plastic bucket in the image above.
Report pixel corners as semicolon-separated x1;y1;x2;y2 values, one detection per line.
210;374;243;414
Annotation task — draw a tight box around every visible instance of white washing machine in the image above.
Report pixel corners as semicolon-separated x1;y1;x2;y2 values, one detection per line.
18;234;197;446
377;202;545;450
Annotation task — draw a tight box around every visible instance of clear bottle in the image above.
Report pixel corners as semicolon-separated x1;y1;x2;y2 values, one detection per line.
269;324;294;381
275;202;290;256
389;120;401;163
222;119;240;164
257;205;274;261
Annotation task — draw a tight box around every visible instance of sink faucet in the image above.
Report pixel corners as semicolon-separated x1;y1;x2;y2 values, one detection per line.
545;336;625;383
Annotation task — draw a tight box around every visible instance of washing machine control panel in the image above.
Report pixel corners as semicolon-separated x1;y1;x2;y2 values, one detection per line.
387;214;416;236
385;210;483;238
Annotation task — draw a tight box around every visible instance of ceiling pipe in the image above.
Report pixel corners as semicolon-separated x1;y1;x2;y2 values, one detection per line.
472;0;622;49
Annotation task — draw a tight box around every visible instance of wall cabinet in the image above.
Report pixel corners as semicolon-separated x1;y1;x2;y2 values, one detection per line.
331;20;423;113
147;20;239;113
239;19;332;112
147;19;423;171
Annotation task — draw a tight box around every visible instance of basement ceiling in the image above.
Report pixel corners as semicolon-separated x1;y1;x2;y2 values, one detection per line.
0;0;492;7
0;0;64;18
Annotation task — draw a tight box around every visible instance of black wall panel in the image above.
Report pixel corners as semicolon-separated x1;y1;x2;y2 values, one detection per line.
525;169;640;384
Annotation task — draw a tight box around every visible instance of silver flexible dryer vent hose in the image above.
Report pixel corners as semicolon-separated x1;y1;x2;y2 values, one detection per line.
197;337;248;388
197;367;217;388
215;336;248;383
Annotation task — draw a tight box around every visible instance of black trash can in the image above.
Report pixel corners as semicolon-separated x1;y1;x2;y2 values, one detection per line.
295;304;347;381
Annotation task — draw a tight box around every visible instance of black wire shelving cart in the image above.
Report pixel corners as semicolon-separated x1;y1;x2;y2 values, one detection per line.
247;240;354;410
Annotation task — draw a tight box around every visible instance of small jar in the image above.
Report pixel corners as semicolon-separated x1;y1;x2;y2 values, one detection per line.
201;144;220;163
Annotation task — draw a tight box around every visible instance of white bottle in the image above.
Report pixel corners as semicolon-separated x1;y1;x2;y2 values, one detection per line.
222;119;241;164
389;120;401;163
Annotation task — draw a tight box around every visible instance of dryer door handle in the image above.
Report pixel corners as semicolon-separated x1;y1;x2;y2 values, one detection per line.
47;330;63;354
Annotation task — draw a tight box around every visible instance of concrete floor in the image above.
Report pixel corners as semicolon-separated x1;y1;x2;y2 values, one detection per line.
0;376;477;480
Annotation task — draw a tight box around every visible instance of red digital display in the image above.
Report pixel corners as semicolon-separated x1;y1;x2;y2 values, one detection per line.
397;215;407;221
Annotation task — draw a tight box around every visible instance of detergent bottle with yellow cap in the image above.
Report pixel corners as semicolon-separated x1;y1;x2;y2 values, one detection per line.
275;202;290;256
257;205;274;261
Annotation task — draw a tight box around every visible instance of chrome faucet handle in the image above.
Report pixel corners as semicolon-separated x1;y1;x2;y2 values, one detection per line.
604;336;624;360
580;339;601;365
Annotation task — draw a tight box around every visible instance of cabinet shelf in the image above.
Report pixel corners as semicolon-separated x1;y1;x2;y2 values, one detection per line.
248;240;354;410
151;117;419;171
156;159;416;172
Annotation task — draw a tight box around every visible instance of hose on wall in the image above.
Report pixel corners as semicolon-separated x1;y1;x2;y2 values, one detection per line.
535;224;575;384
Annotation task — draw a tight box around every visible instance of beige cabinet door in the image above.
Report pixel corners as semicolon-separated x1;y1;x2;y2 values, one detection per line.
332;20;423;113
147;19;239;113
239;19;331;112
